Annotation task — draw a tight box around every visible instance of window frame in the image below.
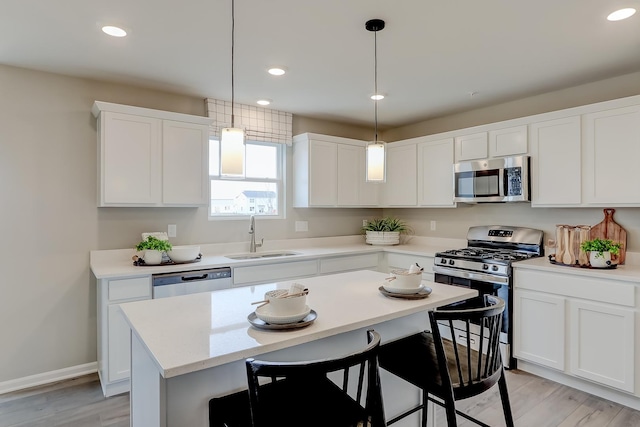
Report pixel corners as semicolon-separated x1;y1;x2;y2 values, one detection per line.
208;138;285;220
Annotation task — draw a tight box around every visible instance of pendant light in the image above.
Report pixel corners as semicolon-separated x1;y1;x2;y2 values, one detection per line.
220;0;245;177
365;19;386;183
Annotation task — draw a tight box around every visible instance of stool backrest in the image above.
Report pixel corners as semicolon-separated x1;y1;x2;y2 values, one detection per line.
245;329;385;427
430;295;505;400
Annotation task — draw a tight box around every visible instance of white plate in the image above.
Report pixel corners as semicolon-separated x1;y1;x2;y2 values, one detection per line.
255;304;312;324
382;283;427;295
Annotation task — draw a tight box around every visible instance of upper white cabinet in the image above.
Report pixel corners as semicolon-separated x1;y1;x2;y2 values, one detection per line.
583;105;640;205
382;143;417;206
293;133;378;208
454;132;488;161
417;137;456;207
530;116;581;206
489;125;528;157
92;101;211;207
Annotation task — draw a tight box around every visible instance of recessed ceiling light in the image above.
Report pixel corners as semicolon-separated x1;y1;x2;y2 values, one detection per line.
370;94;385;101
257;99;271;106
267;67;286;76
102;25;127;37
607;8;636;21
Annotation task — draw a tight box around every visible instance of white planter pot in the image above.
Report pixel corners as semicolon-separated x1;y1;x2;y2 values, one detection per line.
589;251;612;268
143;250;164;265
365;231;400;246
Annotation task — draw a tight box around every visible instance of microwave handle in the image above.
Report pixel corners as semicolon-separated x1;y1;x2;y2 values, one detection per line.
498;167;505;196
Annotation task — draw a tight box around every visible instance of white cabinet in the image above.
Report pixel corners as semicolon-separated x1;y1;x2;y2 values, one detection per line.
233;260;318;286
514;267;636;394
97;275;152;396
489;125;528;157
293;133;376;207
514;289;565;370
337;144;379;206
382;143;417;206
583;105;640;205
92;101;211;207
417;137;455;207
569;300;635;392
454;132;488;161
319;253;380;275
530;116;581;206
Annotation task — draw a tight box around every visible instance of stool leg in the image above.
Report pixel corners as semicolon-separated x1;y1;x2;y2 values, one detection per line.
421;389;428;427
498;372;515;427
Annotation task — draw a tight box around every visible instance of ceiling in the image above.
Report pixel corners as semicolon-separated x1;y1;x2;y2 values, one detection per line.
2;0;639;128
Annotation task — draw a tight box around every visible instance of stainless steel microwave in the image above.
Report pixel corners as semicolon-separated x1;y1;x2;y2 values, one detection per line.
453;155;530;203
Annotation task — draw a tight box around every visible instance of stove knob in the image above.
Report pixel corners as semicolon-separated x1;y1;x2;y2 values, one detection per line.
448;259;455;266
482;264;489;270
492;265;499;271
440;258;447;264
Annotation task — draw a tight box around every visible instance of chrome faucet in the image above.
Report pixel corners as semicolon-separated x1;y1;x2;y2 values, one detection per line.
249;215;263;253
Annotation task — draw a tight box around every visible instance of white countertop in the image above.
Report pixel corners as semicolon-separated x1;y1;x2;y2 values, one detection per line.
515;256;640;283
90;235;463;279
119;270;476;379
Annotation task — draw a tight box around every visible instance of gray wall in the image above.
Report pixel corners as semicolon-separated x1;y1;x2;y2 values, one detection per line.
2;62;640;386
0;64;378;384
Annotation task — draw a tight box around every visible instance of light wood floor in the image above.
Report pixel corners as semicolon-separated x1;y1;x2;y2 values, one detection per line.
1;370;639;426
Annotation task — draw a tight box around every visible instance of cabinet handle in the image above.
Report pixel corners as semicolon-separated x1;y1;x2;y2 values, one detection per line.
459;335;476;345
181;274;208;281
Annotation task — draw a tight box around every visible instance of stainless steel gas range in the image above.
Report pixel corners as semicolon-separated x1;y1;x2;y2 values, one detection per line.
433;225;544;368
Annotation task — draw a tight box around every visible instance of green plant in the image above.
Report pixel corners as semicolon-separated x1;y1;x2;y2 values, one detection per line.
580;238;621;258
135;236;173;252
362;217;411;234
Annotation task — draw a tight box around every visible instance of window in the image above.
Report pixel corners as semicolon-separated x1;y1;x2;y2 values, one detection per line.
209;139;284;218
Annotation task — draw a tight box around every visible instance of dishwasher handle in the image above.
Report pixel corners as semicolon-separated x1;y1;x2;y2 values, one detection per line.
181;273;209;281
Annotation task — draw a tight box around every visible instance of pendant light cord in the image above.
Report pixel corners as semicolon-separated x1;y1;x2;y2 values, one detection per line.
231;0;236;128
374;29;378;143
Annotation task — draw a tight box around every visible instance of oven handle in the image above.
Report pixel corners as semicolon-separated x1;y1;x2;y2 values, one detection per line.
433;266;509;284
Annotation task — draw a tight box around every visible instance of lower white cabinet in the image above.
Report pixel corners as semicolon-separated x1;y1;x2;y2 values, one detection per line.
319;253;380;275
97;275;152;396
385;252;434;282
514;268;636;394
514;289;565;370
233;260;318;286
569;300;635;392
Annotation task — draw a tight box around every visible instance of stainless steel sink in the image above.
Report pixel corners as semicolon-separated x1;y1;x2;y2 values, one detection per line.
224;251;301;260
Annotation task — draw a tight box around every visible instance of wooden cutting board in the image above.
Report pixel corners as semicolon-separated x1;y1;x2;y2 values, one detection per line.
590;208;627;264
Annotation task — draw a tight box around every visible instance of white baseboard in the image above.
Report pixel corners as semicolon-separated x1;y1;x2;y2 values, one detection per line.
0;362;97;395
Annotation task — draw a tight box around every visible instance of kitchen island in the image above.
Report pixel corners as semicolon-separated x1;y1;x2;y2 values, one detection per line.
120;269;477;427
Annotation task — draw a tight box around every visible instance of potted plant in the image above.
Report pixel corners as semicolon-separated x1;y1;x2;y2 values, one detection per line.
580;238;622;268
135;236;173;265
362;217;411;246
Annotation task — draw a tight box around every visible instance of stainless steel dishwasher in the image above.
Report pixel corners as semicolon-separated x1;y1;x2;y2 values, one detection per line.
152;267;232;299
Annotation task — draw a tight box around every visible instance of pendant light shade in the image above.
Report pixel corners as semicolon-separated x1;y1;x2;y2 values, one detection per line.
220;0;246;177
365;19;386;183
220;127;245;176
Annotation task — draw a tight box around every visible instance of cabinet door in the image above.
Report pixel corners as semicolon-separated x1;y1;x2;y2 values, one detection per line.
309;140;337;206
583;105;640;204
454;132;488;161
530;116;581;206
100;112;161;205
162;120;209;206
383;144;417;206
417;138;455;207
337;144;361;206
489;125;528;157
107;304;131;382
513;289;565;370
569;300;635;392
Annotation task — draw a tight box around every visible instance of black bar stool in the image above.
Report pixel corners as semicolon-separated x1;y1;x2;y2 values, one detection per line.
378;295;514;427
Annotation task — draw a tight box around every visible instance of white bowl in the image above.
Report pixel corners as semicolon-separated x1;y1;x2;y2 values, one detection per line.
388;269;423;289
255;304;311;324
264;289;307;316
167;245;200;263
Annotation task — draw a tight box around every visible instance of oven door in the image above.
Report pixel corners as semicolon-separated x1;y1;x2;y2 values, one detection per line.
434;270;513;368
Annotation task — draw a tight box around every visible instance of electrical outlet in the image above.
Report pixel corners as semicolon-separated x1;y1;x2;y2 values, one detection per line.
430;221;436;231
363;219;368;227
168;224;177;238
